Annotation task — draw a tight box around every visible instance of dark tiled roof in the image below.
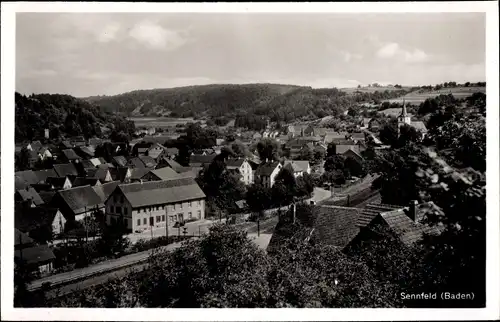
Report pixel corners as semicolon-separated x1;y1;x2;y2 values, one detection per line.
159;157;183;170
16;187;45;205
130;168;151;180
189;154;215;166
88;138;103;146
15;176;30;190
39;191;56;204
55;186;103;214
15;170;39;185
138;155;157;168
357;203;402;228
62;149;82;160
78;146;95;157
226;158;246;168
53;163;78;177
92;181;120;203
98;157;107;164
15;244;56;265
129;157;146;168
313;206;361;248
284;160;309;173
72;177;101;187
86;168;110;181
165;147;179;156
15;206;61;232
112;156;128;167
46;176;70;189
255;161;281;176
80;159;96;169
118;178;206;208
34;169;57;183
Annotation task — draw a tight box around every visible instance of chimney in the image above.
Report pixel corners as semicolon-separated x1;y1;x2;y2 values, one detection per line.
140;179;143;184
408;200;418;221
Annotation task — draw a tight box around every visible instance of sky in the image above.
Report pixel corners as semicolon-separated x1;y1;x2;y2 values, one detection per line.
16;13;486;97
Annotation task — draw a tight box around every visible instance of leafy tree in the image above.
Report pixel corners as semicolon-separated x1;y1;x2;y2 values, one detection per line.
418;98;439;115
311;146;326;166
246;184;273;216
324;154;346;173
273;166;297;206
256;138;280;162
94;142;116;163
296;173;314;198
15;147;31;171
297;145;314;161
379;121;399;146
396;124;421;147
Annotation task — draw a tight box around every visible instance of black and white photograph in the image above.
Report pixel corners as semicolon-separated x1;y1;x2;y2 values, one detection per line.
1;2;499;320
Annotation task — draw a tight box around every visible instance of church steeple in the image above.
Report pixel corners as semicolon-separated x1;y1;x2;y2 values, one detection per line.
398;98;411;129
400;98;407;117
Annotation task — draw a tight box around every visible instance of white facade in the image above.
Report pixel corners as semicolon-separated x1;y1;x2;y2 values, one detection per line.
229;160;254;185
105;191;206;233
257;163;282;188
51;210;66;236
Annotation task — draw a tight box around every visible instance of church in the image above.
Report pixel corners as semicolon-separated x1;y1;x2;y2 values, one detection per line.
397;99;428;138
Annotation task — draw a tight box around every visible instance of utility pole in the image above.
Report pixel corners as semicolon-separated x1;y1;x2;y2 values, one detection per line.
165;206;169;242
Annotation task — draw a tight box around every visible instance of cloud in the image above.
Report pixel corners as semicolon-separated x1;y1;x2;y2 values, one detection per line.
376;42;429;63
128;20;189;51
341;51;363;62
97;22;121;43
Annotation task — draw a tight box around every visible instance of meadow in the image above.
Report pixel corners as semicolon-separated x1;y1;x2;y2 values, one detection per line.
385;86;486;104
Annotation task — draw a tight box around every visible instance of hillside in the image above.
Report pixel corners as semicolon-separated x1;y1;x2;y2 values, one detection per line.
84;83;409;125
15;92;135;143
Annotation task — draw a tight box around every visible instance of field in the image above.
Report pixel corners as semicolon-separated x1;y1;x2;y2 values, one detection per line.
129;117;201;129
341;86;411;94
384;86;486;104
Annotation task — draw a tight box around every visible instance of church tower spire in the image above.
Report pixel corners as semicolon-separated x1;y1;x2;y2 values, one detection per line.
398;98;411;133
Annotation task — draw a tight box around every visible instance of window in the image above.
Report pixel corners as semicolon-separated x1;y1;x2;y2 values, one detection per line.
173;204;176;210
116;206;122;214
111;217;116;225
156;216;161;223
162;215;165;222
188;212;192;219
110;206;114;213
169;215;174;223
198;200;201;206
124;208;128;215
124;219;128;227
180;203;183;209
189;201;192;207
143;218;147;225
113;195;117;203
138;208;141;213
137;219;141;226
198;210;201;219
120;196;124;203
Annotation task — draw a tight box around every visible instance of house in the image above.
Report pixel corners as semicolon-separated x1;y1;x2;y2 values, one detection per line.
86;168;113;183
147;143;166;160
88;138;103;148
164;147;179;159
30;183;55;193
15;205;67;237
110;167;133;183
330;139;365;155
60;141;73;149
87;158;101;167
72;177;102;187
368;119;382;131
360;118;372;129
129;168;151;183
92;181;120;204
226;158;253;185
134;142;152;156
142;167;180;181
283;160;311;177
350;132;366;143
104;178;206;233
252;132;262;141
112;156;128;168
53;163;78;178
323;132;349;144
61;149;82;162
189;154;216;168
70;136;86;147
51;185;105;222
254;161;282;188
129;157;147;168
397;101;428;138
38;147;53;160
345;201;445;251
343;148;364;165
15;187;45;206
311;205;362;249
76;146;95;159
15;170;40;186
138;155;157;168
46;176;73;190
14;229;56;275
287;124;309;138
79;159;96;171
39;191;56;204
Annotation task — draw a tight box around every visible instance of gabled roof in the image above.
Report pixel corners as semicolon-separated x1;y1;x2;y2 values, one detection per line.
80;159;96;169
53;163;78;177
226;158;246;169
255;161;281;176
164;147;179;156
129;157;146;168
284;160;310;173
15;206;62;233
336;144;361;155
78;146;95;157
130;167;151;180
343;148;364;161
112;156;128;167
357;203;402;228
60;141;73;149
411;121;428;132
46;176;70;189
72;177;101;187
86;168;110;181
15;244;56;265
62;149;82;160
98;157;107;165
33;169;58;184
146;167;180;181
92;181;120;203
15;176;30;191
138;155;157;168
88;138;103;147
16;187;45;205
55;185;103;215
15;170;39;185
159;157;183;170
116;178;206;208
89;158;102;167
39;191;56;204
189;154;216;166
313;206;361;248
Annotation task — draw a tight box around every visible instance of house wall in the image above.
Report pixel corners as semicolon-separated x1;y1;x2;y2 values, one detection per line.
105;191;133;230
130;199;205;233
74;207;104;222
239;161;253;185
51;210;67;236
38;262;53;274
63;178;72;190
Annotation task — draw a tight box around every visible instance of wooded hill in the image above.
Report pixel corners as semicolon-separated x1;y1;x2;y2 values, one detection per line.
15;92;135;143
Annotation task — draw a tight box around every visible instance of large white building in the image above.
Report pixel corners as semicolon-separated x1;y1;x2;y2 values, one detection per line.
105;177;206;233
254;161;282;188
398;99;428;138
226;158;254;185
